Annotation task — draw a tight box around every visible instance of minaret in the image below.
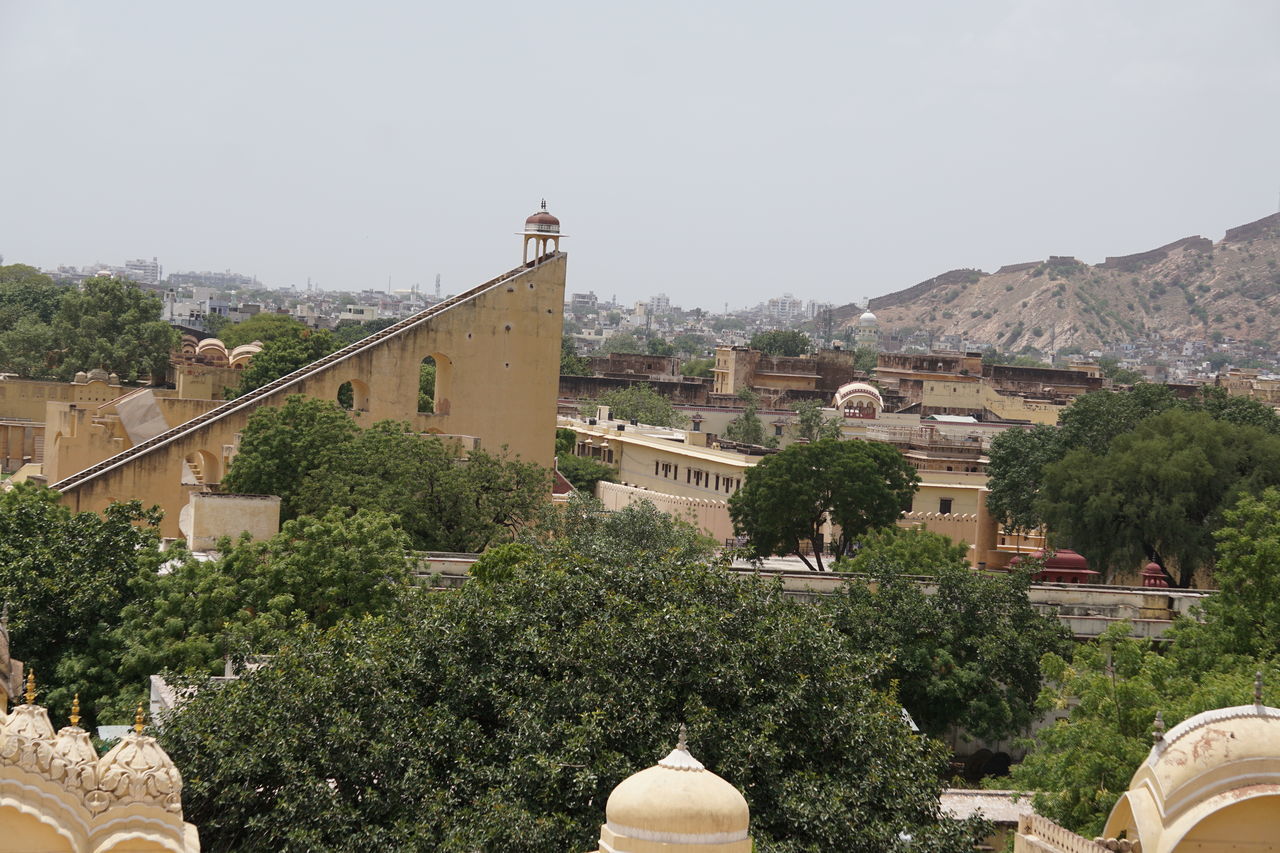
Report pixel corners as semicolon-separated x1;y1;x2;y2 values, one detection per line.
519;199;565;263
856;305;879;351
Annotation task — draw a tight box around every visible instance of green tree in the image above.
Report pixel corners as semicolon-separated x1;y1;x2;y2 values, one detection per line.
560;334;591;376
672;333;711;356
1172;487;1280;665
1055;384;1179;455
1040;409;1280;586
851;346;878;374
835;525;970;576
645;336;676;356
49;276;178;382
824;560;1070;741
985;425;1062;535
790;399;842;443
0;317;58;378
730;439;919;570
722;389;768;445
232;329;339;397
0;483;165;728
680;357;714;378
0;264;66;333
750;329;810;356
583;383;687;427
160;528;988;852
116;509;410;689
221;396;360;520
419;358;436;412
1009;626;1277;836
331;317;397;347
555;453;617;493
219;313;309;347
224;399;550;551
601;330;643;354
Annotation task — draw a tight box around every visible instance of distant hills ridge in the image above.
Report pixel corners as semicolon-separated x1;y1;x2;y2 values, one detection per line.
839;211;1280;352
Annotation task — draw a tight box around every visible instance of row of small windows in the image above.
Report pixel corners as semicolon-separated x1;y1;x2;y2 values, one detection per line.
653;460;741;494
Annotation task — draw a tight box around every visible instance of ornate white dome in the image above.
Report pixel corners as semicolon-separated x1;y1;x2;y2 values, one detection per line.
858;309;878;327
599;729;751;852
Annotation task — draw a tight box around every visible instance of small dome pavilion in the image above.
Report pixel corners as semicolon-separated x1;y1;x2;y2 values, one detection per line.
594;726;752;853
520;200;565;262
1100;683;1280;851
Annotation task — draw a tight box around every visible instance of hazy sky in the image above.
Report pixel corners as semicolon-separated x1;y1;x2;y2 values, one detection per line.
2;2;1278;311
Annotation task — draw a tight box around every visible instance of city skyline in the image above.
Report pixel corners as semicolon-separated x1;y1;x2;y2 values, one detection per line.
2;2;1278;310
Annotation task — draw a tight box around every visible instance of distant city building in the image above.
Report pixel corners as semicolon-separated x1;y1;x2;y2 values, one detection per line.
648;293;672;315
123;256;162;285
765;293;804;322
570;291;598;313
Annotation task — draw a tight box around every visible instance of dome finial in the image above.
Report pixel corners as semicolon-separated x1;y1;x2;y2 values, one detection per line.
134;703;146;734
1256;671;1265;705
1152;709;1165;743
677;722;688;752
540;198;547;211
24;670;35;705
70;693;81;728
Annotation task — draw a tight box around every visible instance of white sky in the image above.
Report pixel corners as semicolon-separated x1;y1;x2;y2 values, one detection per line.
2;1;1278;310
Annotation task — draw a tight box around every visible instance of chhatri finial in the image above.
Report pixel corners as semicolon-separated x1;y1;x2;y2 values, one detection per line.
1152;710;1165;743
24;670;35;705
70;693;81;728
1256;671;1265;705
677;722;688;752
540;198;548;211
133;703;146;735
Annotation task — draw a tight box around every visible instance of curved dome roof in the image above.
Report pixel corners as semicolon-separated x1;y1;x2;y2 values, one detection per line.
1104;699;1280;850
1043;549;1090;570
524;199;560;232
833;381;883;410
858;309;878;327
605;738;749;846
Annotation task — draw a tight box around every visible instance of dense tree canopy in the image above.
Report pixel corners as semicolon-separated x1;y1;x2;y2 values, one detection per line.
987;383;1280;564
116;510;410;690
824;555;1070;741
750;329;810;357
1041;409;1280;586
730;439;919;570
0;264;66;333
218;312;309;347
0;483;165;728
0;274;176;381
834;525;970;576
160;505;988;852
222;396;550;550
1012;492;1280;834
582;383;687;427
232;328;339;397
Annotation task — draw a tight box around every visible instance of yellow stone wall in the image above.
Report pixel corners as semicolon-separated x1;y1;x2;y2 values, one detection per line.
56;256;567;538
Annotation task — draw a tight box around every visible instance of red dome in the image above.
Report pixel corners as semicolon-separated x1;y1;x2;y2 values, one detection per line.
1044;549;1090;570
524;199;560;231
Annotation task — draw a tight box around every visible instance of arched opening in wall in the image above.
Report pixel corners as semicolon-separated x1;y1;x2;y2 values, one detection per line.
337;379;370;412
418;357;436;413
425;353;452;415
184;450;221;485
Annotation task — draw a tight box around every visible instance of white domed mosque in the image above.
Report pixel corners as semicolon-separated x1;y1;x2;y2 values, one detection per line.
855;306;879;351
592;725;753;853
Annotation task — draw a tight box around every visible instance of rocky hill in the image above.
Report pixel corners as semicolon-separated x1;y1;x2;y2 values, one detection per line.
838;212;1280;352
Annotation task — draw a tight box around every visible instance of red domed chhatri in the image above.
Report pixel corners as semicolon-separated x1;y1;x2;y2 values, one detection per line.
1141;561;1170;588
1011;549;1099;584
524;199;560;232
